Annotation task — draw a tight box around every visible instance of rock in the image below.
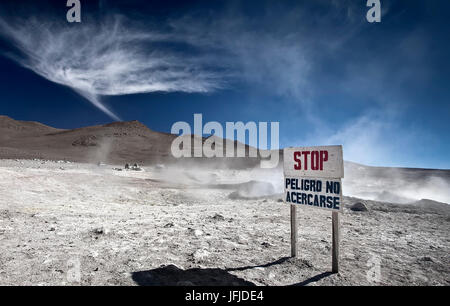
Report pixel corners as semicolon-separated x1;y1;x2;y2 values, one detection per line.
164;222;174;228
92;227;109;235
194;229;203;237
93;228;104;234
419;256;434;262
211;213;225;221
393;230;403;236
350;202;369;212
131;163;142;171
192;249;210;261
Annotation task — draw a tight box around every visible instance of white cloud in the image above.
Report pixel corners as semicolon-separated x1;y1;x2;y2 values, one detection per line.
0;16;227;120
169;13;314;105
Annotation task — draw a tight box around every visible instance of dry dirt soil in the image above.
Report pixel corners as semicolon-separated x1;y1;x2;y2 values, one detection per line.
0;159;448;286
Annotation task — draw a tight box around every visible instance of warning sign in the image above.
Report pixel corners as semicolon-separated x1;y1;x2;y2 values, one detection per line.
283;146;344;179
284;177;342;212
284;146;344;212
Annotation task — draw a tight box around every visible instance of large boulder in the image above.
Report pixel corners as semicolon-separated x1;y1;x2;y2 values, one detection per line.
350;202;369;212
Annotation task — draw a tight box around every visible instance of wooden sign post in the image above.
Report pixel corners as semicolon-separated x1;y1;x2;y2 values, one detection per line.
332;211;340;273
283;145;344;273
291;204;297;257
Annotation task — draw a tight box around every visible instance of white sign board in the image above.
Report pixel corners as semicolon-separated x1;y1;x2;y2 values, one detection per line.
284;145;344;271
284;177;343;212
283;145;344;178
283;145;344;212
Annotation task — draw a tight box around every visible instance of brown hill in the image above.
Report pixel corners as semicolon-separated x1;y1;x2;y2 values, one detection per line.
0;115;177;164
0;115;261;167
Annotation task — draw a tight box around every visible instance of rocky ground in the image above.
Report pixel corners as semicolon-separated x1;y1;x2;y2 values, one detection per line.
0;159;448;286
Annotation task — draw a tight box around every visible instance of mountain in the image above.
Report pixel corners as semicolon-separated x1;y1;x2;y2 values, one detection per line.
0;115;261;167
0;115;176;164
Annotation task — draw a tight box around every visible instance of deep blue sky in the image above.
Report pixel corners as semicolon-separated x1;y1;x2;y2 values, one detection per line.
0;0;449;169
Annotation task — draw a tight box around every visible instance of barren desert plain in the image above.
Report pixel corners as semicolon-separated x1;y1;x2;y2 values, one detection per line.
0;116;448;286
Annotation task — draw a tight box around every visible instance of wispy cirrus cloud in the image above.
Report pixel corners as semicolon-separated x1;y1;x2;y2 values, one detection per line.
0;3;344;120
0;15;228;120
